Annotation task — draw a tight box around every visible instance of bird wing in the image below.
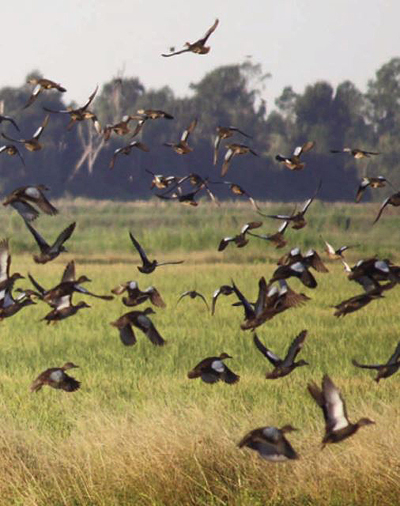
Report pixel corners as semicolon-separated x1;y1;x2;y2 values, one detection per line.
1;116;20;132
129;141;150;152
198;18;219;44
0;239;10;283
231;280;255;320
322;375;349;432
254;276;267;316
82;86;99;111
161;47;191;57
129;232;150;266
373;197;390;224
28;273;46;296
213;134;222;165
25;221;49;252
119;324;137;346
52;222;76;250
221;148;234;177
388;341;400;365
351;359;382;370
181;119;197;142
1;132;23;144
33;115;50;139
253;333;281;366
301;179;322;214
61;260;76;282
10;201;39;222
23;84;42;109
282;330;307;366
177;291;190;305
134;315;166;346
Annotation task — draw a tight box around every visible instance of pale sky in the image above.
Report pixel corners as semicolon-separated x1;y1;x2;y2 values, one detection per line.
2;0;399;109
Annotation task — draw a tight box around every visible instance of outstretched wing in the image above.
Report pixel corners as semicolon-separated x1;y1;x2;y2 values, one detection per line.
24;221;50;252
52;222;76;250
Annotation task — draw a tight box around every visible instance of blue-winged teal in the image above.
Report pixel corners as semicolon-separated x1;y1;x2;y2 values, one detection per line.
129;232;184;274
308;375;375;448
238;425;299;461
111;281;165;308
253;330;308;379
25;221;76;264
110;308;166;346
24;78;66;109
276;141;315;171
162;19;219;57
213;126;251;165
188;352;239;384
30;363;80;392
352;341;400;383
2;115;50;151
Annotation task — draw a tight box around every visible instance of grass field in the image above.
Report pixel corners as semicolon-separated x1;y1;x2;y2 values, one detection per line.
1;198;400;505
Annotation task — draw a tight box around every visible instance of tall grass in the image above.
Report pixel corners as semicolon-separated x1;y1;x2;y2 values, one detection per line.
0;200;399;504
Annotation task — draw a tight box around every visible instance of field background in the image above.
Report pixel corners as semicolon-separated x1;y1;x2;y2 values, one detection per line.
1;198;400;506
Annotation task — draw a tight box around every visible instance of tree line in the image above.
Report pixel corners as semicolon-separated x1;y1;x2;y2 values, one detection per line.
0;57;399;202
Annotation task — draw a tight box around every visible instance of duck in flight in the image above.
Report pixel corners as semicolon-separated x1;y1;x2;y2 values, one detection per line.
129;232;184;274
162;19;219;57
352;341;400;383
213;126;252;165
30;363;80;393
330;147;379;159
2;115;50;151
3;185;58;222
23;77;66;109
163;118;197;154
275;141;315;171
24;221;76;264
238;425;299;461
112;281;166;308
110;308;166;346
187;352;239;384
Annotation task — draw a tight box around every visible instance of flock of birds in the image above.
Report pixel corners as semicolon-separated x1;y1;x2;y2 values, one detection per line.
0;19;399;464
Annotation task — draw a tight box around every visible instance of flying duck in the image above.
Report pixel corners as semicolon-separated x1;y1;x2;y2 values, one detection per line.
221;143;258;177
330;147;379;159
109;140;149;169
355;176;391;203
276;141;315;170
213;126;252;165
162;19;219;57
163;118;197;154
3;184;58;221
187;352;239;384
247;221;289;249
373;191;400;224
24;221;76;264
110;308;166;346
238;425;299;461
30;363;80;393
308;374;375;447
23;77;66;109
129;232;184;273
218;222;262;251
111;281;165;308
352;341;400;383
177;290;209;309
2;115;50;151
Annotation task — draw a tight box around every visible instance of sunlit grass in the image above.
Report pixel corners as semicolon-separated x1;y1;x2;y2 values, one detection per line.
0;199;399;504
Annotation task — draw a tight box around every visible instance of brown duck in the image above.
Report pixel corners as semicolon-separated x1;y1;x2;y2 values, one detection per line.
330;147;379;159
110;308;166;346
2;115;50;151
25;221;76;264
238;425;299;461
213;126;251;165
129;232;184;273
308;374;375;448
218;222;262;251
109;140;149;169
221;143;258;177
23;77;66;109
163;118;197;154
162;19;219;57
111;281;165;308
187;352;239;384
30;363;80;392
352;341;400;383
276;141;315;170
373;191;400;224
3;184;58;221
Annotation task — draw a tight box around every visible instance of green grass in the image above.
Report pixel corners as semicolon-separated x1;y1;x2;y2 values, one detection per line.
0;199;400;505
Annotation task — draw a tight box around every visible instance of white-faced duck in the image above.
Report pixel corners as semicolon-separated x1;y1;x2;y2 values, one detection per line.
221;143;258;177
238;425;299;461
213;127;251;165
330;147;379;159
24;221;76;264
308;374;375;448
275;141;315;171
44;86;100;132
112;281;166;308
3;184;58;222
129;232;184;274
23;77;66;109
356;176;392;203
30;363;80;393
162;19;219;57
352;341;400;383
2;115;49;151
253;331;309;379
177;290;209;310
163;118;197;154
110;308;166;346
187;353;239;384
218;221;262;251
109;140;149;169
373;191;400;224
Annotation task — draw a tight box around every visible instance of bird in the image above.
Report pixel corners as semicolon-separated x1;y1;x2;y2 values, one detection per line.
109;140;149;169
44;86;100;132
3;185;58;222
103;115;142;141
323;240;353;260
129;232;184;274
221;143;258;177
110;308;166;346
0;144;25;166
24;221;76;264
163;118;197;154
213;126;252;165
259;180;321;230
218;222;262;251
253;330;309;379
275;141;315;170
146;169;180;190
111;281;166;308
352;341;400;383
23;77;66;109
270;261;317;289
42;300;91;325
187;353;239;384
136;109;173;120
0;238;28;316
162;19;219;57
211;285;235;315
308;374;375;448
330;147;379;159
177;290;209;309
30;363;80;392
355;176;391;203
2;115;50;151
277;248;329;273
238;425;299;461
247;221;289;249
213;181;259;210
373;192;400;224
0;114;20;132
